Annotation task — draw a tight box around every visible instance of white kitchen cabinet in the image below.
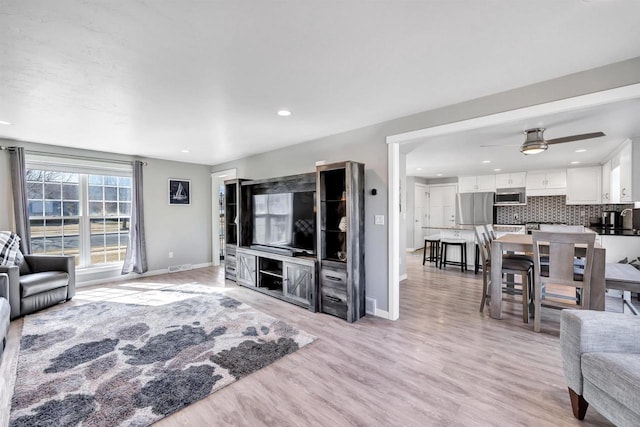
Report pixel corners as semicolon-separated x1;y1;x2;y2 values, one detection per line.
525;169;567;196
599;235;640;263
619;141;633;202
495;172;526;188
476;175;496;192
458;176;477;193
601;160;611;203
457;175;496;193
440;229;476;268
566;167;602;205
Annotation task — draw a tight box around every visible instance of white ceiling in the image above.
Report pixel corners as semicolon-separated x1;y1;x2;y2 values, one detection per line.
1;1;640;165
405;97;640;178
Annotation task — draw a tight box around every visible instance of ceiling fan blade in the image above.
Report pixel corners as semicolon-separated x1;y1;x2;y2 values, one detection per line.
479;144;520;148
546;132;605;145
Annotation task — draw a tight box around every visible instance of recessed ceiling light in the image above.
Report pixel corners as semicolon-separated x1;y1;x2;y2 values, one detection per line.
416;167;423;171
436;173;443;177
570;161;581;164
575;149;587;153
277;110;291;116
0;120;11;125
482;160;491;164
494;168;501;172
180;149;190;153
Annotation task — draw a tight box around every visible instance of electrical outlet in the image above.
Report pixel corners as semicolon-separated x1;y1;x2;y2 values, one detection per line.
374;215;385;225
169;252;174;259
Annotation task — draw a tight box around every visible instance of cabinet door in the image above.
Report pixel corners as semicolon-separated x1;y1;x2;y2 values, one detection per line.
236;252;257;287
509;172;526;187
476;175;496;192
545;170;567;189
601;160;611;203
525;171;547;189
458;176;477;193
494;174;510;188
619;142;632;202
283;262;313;306
566;167;601;205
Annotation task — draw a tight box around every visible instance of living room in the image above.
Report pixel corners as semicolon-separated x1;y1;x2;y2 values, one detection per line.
2;1;640;426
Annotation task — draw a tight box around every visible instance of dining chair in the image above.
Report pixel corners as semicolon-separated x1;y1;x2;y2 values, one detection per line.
474;225;533;322
531;231;595;332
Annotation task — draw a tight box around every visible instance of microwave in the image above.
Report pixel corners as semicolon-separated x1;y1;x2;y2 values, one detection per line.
494;187;526;205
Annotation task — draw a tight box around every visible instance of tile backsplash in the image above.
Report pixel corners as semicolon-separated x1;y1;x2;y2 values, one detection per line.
496;195;633;225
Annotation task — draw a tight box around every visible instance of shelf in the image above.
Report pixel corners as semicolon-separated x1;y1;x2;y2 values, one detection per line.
259;269;283;278
324;257;346;263
322;229;346;233
322;199;346;203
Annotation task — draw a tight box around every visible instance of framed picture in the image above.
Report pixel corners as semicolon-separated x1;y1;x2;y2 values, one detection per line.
169;179;191;205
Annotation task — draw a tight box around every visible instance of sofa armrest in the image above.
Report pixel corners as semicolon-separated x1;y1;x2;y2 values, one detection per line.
560;310;640;394
0;273;8;300
0;265;21;319
24;255;76;300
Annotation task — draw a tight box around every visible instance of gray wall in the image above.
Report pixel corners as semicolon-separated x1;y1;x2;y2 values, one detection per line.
1;57;639;308
211;56;640;313
0;140;213;276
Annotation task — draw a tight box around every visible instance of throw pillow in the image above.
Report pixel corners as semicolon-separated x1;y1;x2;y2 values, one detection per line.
0;231;22;267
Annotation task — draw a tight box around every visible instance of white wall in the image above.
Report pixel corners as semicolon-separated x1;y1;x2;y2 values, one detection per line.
0;140;213;277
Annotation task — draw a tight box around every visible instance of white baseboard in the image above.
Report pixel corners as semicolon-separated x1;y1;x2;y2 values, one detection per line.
76;262;213;288
373;308;391;319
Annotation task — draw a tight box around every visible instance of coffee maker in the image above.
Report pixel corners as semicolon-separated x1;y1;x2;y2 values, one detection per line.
602;210;621;228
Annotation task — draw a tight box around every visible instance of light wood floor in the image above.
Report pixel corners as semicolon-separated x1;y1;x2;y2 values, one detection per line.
0;253;614;426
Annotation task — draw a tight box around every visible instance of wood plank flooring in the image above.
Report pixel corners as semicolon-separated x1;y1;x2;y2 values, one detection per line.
0;254;614;426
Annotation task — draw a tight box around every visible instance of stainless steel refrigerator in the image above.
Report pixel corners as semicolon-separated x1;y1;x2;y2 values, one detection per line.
455;192;495;225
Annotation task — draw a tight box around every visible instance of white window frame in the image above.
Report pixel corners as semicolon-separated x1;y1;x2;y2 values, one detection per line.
26;154;133;269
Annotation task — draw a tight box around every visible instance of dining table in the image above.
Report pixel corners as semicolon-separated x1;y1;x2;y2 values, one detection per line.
490;233;606;320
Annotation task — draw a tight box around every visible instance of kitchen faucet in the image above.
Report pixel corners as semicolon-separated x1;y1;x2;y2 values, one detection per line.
621;208;633;216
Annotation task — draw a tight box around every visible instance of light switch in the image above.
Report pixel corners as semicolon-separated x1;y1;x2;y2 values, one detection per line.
374;215;385;225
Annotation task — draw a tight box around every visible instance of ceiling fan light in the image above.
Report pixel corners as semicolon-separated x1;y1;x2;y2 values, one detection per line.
520;141;548;155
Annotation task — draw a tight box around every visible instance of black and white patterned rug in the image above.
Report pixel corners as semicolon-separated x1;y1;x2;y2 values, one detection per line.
9;284;315;426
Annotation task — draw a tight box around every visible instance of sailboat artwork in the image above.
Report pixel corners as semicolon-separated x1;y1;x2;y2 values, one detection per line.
169;179;191;205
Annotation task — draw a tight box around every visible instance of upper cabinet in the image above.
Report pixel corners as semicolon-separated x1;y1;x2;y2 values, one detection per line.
601;160;611;203
566;167;602;205
608;139;639;204
495;172;526;188
525;169;567;196
458;175;496;193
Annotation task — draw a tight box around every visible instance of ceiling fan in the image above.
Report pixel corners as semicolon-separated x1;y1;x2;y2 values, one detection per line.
482;128;606;155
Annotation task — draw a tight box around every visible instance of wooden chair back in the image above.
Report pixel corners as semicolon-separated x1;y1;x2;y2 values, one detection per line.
531;231;595;331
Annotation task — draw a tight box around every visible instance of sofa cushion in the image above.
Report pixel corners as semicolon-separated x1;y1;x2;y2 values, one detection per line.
20;272;69;298
582;352;640;416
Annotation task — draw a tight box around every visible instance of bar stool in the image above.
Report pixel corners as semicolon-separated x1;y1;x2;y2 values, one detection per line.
422;235;441;265
439;238;467;272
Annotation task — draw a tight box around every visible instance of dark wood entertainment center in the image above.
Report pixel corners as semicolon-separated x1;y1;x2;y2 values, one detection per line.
223;161;365;322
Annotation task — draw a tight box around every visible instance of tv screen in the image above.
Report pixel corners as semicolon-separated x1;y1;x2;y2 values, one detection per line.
252;192;315;253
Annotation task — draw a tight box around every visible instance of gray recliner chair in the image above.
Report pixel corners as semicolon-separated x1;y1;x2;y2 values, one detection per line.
560;310;640;426
0;254;75;320
1;273;10;360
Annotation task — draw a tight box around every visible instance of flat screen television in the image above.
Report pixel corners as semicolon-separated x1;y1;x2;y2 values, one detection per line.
252;192;315;255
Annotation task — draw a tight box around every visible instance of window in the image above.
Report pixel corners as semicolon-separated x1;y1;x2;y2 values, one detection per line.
26;160;132;268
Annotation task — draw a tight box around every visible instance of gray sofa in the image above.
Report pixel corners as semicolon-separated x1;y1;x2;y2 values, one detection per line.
560;310;640;426
1;273;10;360
0;255;75;320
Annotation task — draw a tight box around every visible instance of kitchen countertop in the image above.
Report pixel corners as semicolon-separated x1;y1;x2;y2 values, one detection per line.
589;227;640;236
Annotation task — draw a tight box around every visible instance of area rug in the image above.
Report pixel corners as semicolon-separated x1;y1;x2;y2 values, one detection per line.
9;284;315;427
